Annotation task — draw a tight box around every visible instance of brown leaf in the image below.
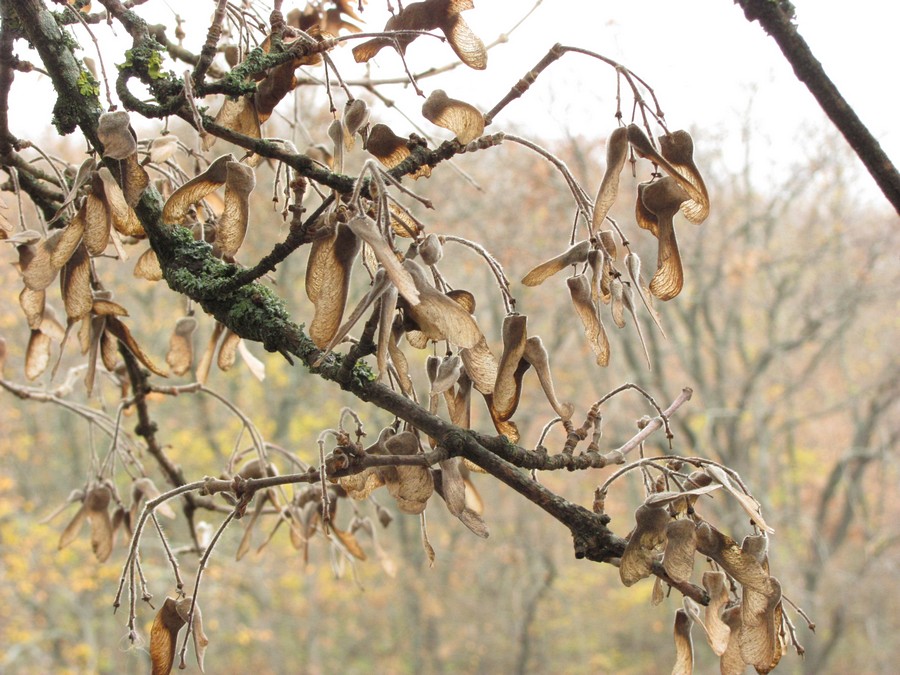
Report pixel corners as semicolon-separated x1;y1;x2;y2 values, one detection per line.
702;571;733;656
58;502;87;550
104;316;168;377
19;287;45;330
48;208;86;269
343;99;369;145
95;167;142;237
332;524;368;560
459;335;498;395
567;275;610;366
704;465;775;534
366;124;431;178
163;155;234;225
82;192;110;255
662;518;697;583
150;597;187;675
521;240;590;286
340;467;386;500
591;127;629;231
131;477;176;523
196;322;224;385
348;215;419;305
695;522;775;595
121;152;150;209
639;178;689;301
740;578;783;673
203;97;260;151
620;503;669;586
100;328;119;371
19;235;60;291
306;223;361;349
91;299;129;317
134;246;163;281
660;130;710;224
97;110;137;160
404;259;485;348
672;609;694;675
255;60;299;123
25;328;51;380
422;89;484;143
60;244;92;322
522;336;574;420
217;328;241;371
492;313;528;419
215;161;255;256
84;484;113;562
720;605;747;675
174;597;209;673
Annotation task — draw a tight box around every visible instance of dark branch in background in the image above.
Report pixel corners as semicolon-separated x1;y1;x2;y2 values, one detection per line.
735;0;900;215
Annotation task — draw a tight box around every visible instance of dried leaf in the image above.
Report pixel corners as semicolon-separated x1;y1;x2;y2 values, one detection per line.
418;232;442;265
672;609;694;675
663;518;697;583
217;328;241;371
97;167;143;237
610;276;626;328
238;339;266;381
403;259;486;349
740;578;783;673
104;316;167;377
340;467;386;500
639;178;689;301
175;597;209;673
591;126;629;230
255;60;299;123
439;456;466;517
134;246;163;281
163;155;233;225
100;328;119;371
704;465;775;534
48;209;86;269
131;477;176;521
25;329;51;380
695;522;775;595
492;313;528;418
521;240;590;286
150;597;187;675
366;124;431;178
82;191;110;255
333;524;368;560
196;322;224;385
58;503;87;550
343;99;369;145
720;605;747;675
19;287;45;330
522;336;573;420
166;316;196;376
19;235;59;291
702;571;733;656
121;152;150;209
459;335;497;395
620;503;669;586
422;89;484;143
660;130;710;224
149;135;179;164
348;215;419;305
203;97;260;151
60;243;92;322
306;223;361;349
84;484;113;562
97;110;137;159
567;275;609;366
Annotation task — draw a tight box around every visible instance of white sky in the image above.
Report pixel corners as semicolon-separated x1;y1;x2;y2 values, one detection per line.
9;0;900;203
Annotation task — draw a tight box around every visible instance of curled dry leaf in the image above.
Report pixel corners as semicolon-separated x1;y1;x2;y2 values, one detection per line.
610;277;626;328
522;336;574;420
591;126;629;231
105;316;168;377
720;605;747;675
403;259;485;348
162;154;234;226
376;285;399;381
662;518;697;584
134;246;163;281
438;456;466;517
521;240;590;286
203;96;260;151
704;464;775;534
741;577;784;673
459;335;497;395
166;316;197;376
49;209;86;270
418;232;442;265
131;476;176;522
25;328;51;380
672;609;694;675
492;313;528;419
660;130;710;224
620;503;670;586
149;134;179;165
97;110;137;160
343;99;369;146
217;328;241;371
216;162;256;258
352;0;486;70
380;431;434;514
567;275;610;367
150;597;187;675
626;124;708;225
702;571;732;656
432;353;463;395
84;484;114;562
60;243;92;322
328;119;345;172
175;597;210;673
82;190;110;255
339;467;386;500
695;521;775;595
639;178;689;301
422;89;484;143
366;124;433;179
19;287;45;330
348;215;419;305
97;167;143;237
306;223;361;349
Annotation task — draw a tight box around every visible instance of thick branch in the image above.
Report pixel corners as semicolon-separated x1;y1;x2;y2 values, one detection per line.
735;0;900;214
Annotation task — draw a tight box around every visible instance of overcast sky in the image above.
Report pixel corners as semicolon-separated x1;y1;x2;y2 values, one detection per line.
10;0;900;203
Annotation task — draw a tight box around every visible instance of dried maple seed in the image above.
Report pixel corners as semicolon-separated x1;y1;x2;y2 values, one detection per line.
422;89;485;144
97;110;137;160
